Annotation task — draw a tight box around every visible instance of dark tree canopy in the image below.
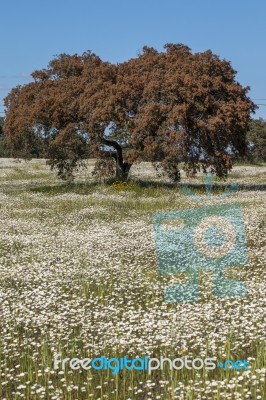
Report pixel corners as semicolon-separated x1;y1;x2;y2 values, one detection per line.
3;44;256;181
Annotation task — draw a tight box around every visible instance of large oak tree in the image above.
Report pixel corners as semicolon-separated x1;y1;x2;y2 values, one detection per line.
3;44;256;181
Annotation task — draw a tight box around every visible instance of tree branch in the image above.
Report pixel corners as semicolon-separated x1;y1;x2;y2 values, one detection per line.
101;138;123;166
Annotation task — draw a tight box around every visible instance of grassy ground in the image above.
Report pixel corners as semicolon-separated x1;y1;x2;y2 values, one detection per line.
0;158;265;400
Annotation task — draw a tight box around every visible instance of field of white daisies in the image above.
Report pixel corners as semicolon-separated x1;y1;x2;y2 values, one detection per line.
0;158;265;400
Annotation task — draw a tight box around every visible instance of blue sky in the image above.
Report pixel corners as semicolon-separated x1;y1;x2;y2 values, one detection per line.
0;0;266;118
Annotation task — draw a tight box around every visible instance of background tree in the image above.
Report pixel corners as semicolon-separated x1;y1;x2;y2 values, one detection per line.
0;116;5;156
0;116;4;136
0;116;11;157
246;118;266;162
3;45;256;182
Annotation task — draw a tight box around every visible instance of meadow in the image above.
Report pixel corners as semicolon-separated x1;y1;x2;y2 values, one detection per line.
0;158;265;400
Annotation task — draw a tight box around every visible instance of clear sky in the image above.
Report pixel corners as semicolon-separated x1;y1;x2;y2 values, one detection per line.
0;0;266;118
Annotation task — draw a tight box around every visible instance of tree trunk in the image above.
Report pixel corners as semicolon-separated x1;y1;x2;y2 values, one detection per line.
102;138;132;181
115;160;132;181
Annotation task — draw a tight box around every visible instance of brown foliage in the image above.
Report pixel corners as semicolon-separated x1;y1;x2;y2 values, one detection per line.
3;45;256;182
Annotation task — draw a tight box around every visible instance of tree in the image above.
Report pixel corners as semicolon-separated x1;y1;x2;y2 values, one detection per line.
3;45;256;182
0;116;4;136
0;116;11;157
247;118;266;162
